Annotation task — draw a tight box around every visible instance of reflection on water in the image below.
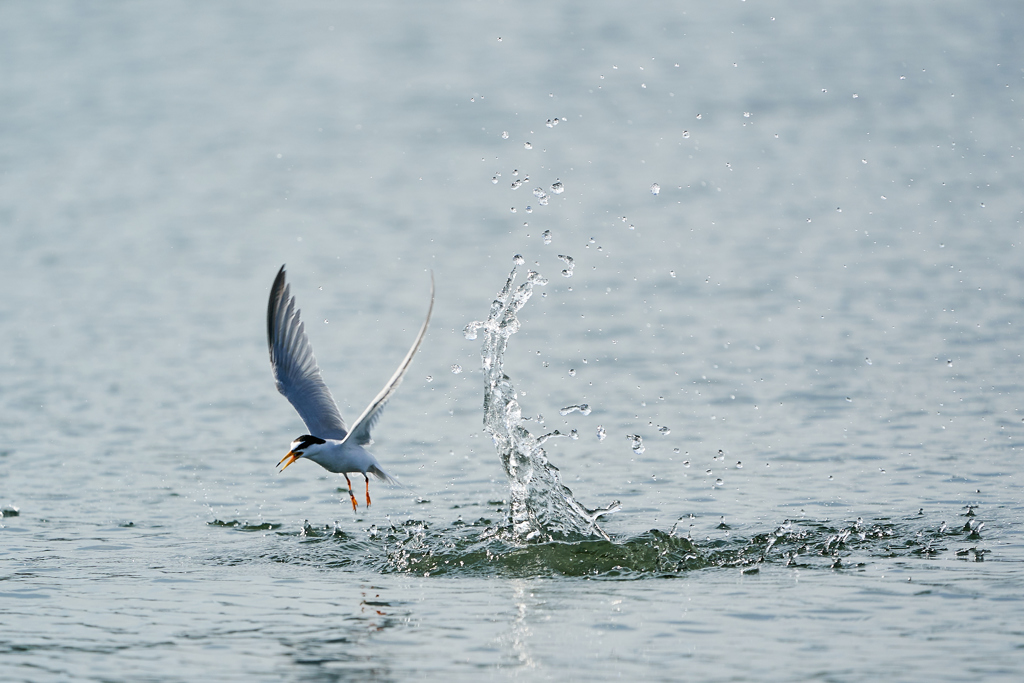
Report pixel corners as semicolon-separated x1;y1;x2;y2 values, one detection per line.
503;581;536;670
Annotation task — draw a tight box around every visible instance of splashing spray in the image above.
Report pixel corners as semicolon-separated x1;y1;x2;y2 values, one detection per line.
465;260;620;542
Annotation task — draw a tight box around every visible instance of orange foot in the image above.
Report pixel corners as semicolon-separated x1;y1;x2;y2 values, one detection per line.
345;474;358;512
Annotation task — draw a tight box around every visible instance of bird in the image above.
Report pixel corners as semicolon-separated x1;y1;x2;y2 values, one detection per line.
267;265;434;511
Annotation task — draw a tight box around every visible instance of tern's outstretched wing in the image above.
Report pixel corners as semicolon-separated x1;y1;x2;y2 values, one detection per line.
267;265;348;440
344;272;434;446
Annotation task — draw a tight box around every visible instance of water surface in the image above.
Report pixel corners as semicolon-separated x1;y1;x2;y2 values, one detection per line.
2;2;1023;681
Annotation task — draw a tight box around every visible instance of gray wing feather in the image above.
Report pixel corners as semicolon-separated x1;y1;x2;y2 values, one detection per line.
267;266;348;440
345;272;434;446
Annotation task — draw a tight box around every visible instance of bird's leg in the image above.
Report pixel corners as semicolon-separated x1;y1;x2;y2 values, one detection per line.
343;473;358;512
364;474;372;507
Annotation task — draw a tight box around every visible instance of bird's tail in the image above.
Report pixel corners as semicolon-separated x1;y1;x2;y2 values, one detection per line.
368;465;403;487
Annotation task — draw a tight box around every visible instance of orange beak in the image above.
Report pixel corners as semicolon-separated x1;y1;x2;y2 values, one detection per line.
278;450;300;472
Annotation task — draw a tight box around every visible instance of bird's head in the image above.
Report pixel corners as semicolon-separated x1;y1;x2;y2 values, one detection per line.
277;434;327;472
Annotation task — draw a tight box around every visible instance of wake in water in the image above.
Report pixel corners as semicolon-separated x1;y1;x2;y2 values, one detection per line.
463;260;620;542
211;260;993;576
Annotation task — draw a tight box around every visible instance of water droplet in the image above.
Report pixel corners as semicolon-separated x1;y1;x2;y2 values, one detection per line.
846;396;852;402
426;375;433;382
715;478;724;486
682;130;690;138
696;113;702;119
569;429;578;439
513;254;525;265
836;207;842;212
542;229;552;244
558;254;575;277
947;359;953;367
743;111;751;118
651;183;661;195
865;357;872;365
511;179;523;190
568;368;576;376
669;270;676;278
597;426;607;441
451;364;463;374
510;207;517;213
717;450;725;461
501;131;509;139
627;434;645;454
525;206;533;213
524;142;533;149
821;88;828;93
658;426;671;435
559;403;591;416
673;447;680;454
491;176;499;184
683;460;690;467
706;469;713;475
550;181;564;194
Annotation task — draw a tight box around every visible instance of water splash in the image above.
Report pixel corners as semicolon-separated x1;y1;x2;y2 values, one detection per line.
463;262;619;542
211;512;990;578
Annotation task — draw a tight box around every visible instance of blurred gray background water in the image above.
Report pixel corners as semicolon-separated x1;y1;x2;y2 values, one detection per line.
2;2;1022;681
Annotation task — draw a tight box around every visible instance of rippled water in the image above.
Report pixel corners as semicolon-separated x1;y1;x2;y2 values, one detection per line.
3;2;1024;681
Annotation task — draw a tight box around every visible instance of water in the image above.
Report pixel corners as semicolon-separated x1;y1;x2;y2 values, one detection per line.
2;2;1024;681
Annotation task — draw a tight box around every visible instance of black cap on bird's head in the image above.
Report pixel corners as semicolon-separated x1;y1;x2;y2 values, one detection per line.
277;434;327;471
